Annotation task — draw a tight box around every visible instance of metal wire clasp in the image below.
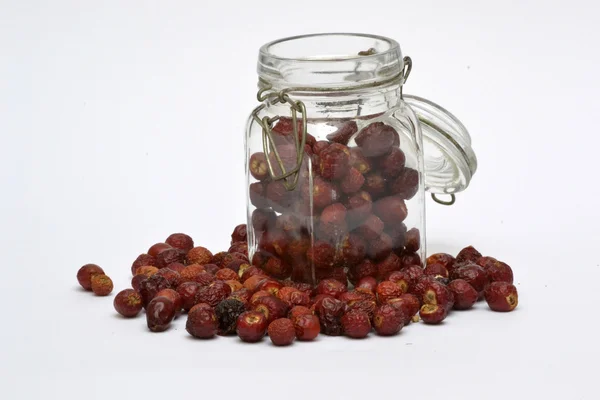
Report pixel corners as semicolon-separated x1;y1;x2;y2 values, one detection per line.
251;83;307;191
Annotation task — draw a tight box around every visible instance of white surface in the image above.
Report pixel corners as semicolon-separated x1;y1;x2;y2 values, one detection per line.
1;1;599;399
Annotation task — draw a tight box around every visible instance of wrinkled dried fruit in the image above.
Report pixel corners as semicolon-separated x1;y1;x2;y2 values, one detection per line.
422;281;454;311
355;276;378;292
262;257;292;280
156;288;182;312
307;241;336;269
215;299;247;335
363;172;387;199
376;253;402;279
176;282;201;312
139;275;170;307
451;264;489;295
355;122;397;158
379;147;406;178
155;268;182;288
288;306;313;323
388;167;419;200
131;274;147;292
180;264;206;282
230;224;247;244
203;264;221;275
114;289;143;318
447;279;478;310
423;263;449;279
305;176;339;209
268;318;296;346
193;271;217;288
215;268;239;282
236;311;268;342
77;264;105;290
319;143;350;180
155;248;186;269
420;304;447;324
250;290;271;307
376;281;403;304
355;214;384;241
404;228;420;252
148;243;172;258
254;296;289;324
387;271;411;293
228;288;252;306
135;265;159;277
250;182;268;208
240;266;264;282
225;280;244;292
411;276;437;301
368;233;393;261
349;147;371;174
228;242;248;256
326;121;358;145
347;299;377;320
131;254;156;275
314;296;346;336
345;191;373;225
256;279;283;297
426;253;456;270
165;262;186;275
186;303;218;338
315;279;347;299
187;246;213;265
485;282;518;312
373;304;404;336
456;246;483;264
294;314;320;341
402;265;424;285
477;257;514;284
244;275;267;293
251;208;277;232
91;275;113;296
340;167;365;194
386;223;407;250
400;252;422;268
146;296;176;332
249;152;269;180
341;310;371;339
195;281;232;308
373;196;407;224
387;293;420;324
313;140;329;155
166;233;194;252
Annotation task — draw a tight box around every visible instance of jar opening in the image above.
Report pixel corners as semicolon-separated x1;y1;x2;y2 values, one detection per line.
258;33;404;89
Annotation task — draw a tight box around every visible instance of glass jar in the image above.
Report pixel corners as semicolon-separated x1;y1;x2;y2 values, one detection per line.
245;33;477;287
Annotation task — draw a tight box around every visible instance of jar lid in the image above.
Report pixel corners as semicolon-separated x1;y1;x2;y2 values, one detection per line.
403;95;477;198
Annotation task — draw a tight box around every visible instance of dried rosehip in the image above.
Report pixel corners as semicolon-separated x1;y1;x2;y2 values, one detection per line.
215;299;247;335
225;280;244;293
421;281;454;311
411;276;437;301
262;257;291;280
186;303;218;338
243;275;267;293
215;268;239;282
373;196;407;224
378;147;405;178
356;276;378;292
423;263;449;279
347;299;377;320
131;274;147;292
225;259;249;274
386;223;407;251
363;172;387;199
131;254;156;276
319;143;350;180
250;290;271;307
195;281;231;308
368;233;393;261
135;265;159;277
387;294;420;324
355;122;396;158
451;264;489;295
455;246;483;264
420;304;448;324
314;296;346;336
447;279;478;310
177;282;201;312
294;314;320;341
155;268;181;288
230;224;247;244
77;264;105;291
307;241;336;270
249;152;269;180
91;275;113;296
148;242;172;258
484;282;518;312
389;167;419;200
326;120;357;145
166;233;194;252
400;252;422;268
156;288;182;313
313;140;329;155
180;264;206;282
376;253;402;279
114;289;143;318
404;228;420;252
349;147;371;174
477;257;514;284
426;253;455;270
155;248;187;269
315;279;347;299
402;265;424;285
373;304;404;336
139;275;170;307
203;264;220;275
266;181;293;211
288;306;313;323
355;214;384;241
348;260;377;285
340;167;365;194
250;182;268;208
337;234;366;268
146;296;176;332
387;271;411;293
228;288;252;306
341;310;371;338
165;262;186;275
240;266;265;283
192;271;216;288
228;242;248;256
236;311;268;343
345;191;373;225
376;281;403;304
268;318;296;346
251;208;277;233
187;246;213;265
254;296;289;324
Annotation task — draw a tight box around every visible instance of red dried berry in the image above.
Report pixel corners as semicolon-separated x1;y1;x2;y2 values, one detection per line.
347;299;377;321
148;243;172;258
155;268;182;288
228;288;252;305
91;275;113;296
400;252;422;267
404;228;420;252
249;152;269;181
411;276;437;301
195;281;232;308
389;167;419;200
131;274;147;292
250;182;268;208
349;147;372;175
315;279;347;299
355;214;384;242
294;314;320;341
180;264;206;282
313;140;329;155
265;181;292;211
113;289;143;318
166;233;194;252
363;172;387;199
256;279;284;296
455;245;483;264
387;294;420;324
368;233;393;261
225;280;244;293
131;254;156;275
215;268;239;282
336;234;366;268
307;241;336;270
376;253;402;279
373;304;404;336
241;266;265;283
378;147;406;178
288;305;312;323
356;276;378;292
451;264;489;295
426;253;456;270
355;122;397;158
77;264;105;291
254;295;289;324
229;243;248;258
250;290;270;307
319;143;350;180
484;282;518;312
423;263;449;279
155;248;187;269
373;196;407;224
135;265;159;277
203;264;220;275
244;275;267;293
421;281;454;311
186;303;218;338
340;167;365;194
348;259;377;285
230;224;247;244
187;246;213;265
402;265;424;285
146;296;176;332
236;311;268;343
156;288;182;313
166;262;186;275
139;275;170;307
262;257;291;280
326;120;358;145
386;223;407;251
341;310;371;339
251;208;277;232
447;279;478;310
420;304;448;324
477;257;514;284
176;282;201;312
268;318;296;346
305;176;339;210
344;191;372;226
314;296;346;336
387;271;411;293
376;281;403;304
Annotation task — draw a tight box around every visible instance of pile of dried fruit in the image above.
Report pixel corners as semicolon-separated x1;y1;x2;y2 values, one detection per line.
76;229;518;345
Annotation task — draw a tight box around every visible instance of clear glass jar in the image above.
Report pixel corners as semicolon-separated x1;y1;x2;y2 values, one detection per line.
245;33;477;287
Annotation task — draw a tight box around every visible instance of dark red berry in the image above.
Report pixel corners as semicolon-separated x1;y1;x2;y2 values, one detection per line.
139;275;170;308
389;167;419;200
155;268;182;288
420;304;448;324
421;280;454;311
477;257;514;284
368;233;393;261
387;294;420;324
400;252;422;268
340;167;365;194
455;246;483;264
341;310;371;339
423;263;449;279
484;282;518;312
349;147;372;174
131;254;156;276
177;282;201;312
376;281;403;304
195;281;232;308
314;296;346;336
451;264;489;295
77;264;105;291
187;246;213;265
231;224;247;244
373;304;404;336
402;265;424;286
315;279;347;299
131;274;147;292
363;172;387;199
373;196;408;224
313;140;330;155
355;214;384;241
156;288;182;313
166;233;194;252
251;208;277;232
253;296;289;325
355;122;397;157
250;182;268;208
426;253;456;271
387;271;411;293
294;314;320;341
404;228;420;252
113;289;143;318
447;279;478;310
236;311;268;342
148;243;172;258
356;276;378;292
215;299;247;335
326;121;358;145
186;303;218;338
307;241;336;270
379;147;406;178
146;296;176;332
319;143;350;180
155;248;187;269
376;253;402;280
268;318;296;346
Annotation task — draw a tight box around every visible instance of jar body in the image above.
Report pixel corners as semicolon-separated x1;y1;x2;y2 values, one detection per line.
245;92;426;287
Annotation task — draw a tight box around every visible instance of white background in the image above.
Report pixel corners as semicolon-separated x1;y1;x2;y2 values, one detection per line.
1;1;599;399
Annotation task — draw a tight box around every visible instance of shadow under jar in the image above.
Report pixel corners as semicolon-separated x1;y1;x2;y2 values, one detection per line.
245;33;477;287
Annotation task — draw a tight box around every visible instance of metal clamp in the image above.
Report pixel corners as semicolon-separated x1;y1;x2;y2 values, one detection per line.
431;193;456;206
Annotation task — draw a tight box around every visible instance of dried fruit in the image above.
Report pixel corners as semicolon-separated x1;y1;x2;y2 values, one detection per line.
195;281;232;308
355;276;378;292
165;262;186;275
404;228;420;252
387;294;420;324
376;281;403;304
131;254;156;275
244;275;268;292
345;191;373;225
254;296;289;324
355;122;396;158
307;241;336;269
177;282;202;312
251;208;277;232
402;265;424;285
347;299;377;320
240;266;264;282
319;143;350;180
455;246;483;264
373;304;404;336
400;252;422;268
148;243;172;258
419;304;448;324
340;167;365;194
341;310;371;339
423;263;449;279
477;257;514;284
387;271;411;293
262;257;291;280
186;303;218;338
355;214;384;241
451;264;489;295
349;259;378;285
388;168;419;200
376;253;402;279
339;234;367;267
484;282;518;312
228;288;252;306
236;311;268;343
426;253;456;270
139;275;170;307
77;264;105;290
203;264;221;275
266;181;293;211
215;299;247;335
250;290;271;307
249;152;269;180
294;314;320;341
155;248;187;269
113;289;143;318
304;176;338;209
228;242;248;256
215;268;239;282
326;121;358;145
349;147;371;174
421;281;454;311
386;223;407;250
187;246;213;265
131;274;147;292
155;268;182;288
373;196;407;224
156;288;182;312
225;280;244;292
268;318;296;346
166;233;194;252
91;275;113;296
288;306;312;323
230;224;247;244
250;182;268;208
447;279;478;310
314;296;346;336
135;265;159;277
315;279;347;299
379;147;406;178
146;296;176;332
180;264;206;282
363;172;387;199
313;140;329;155
368;233;393;261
